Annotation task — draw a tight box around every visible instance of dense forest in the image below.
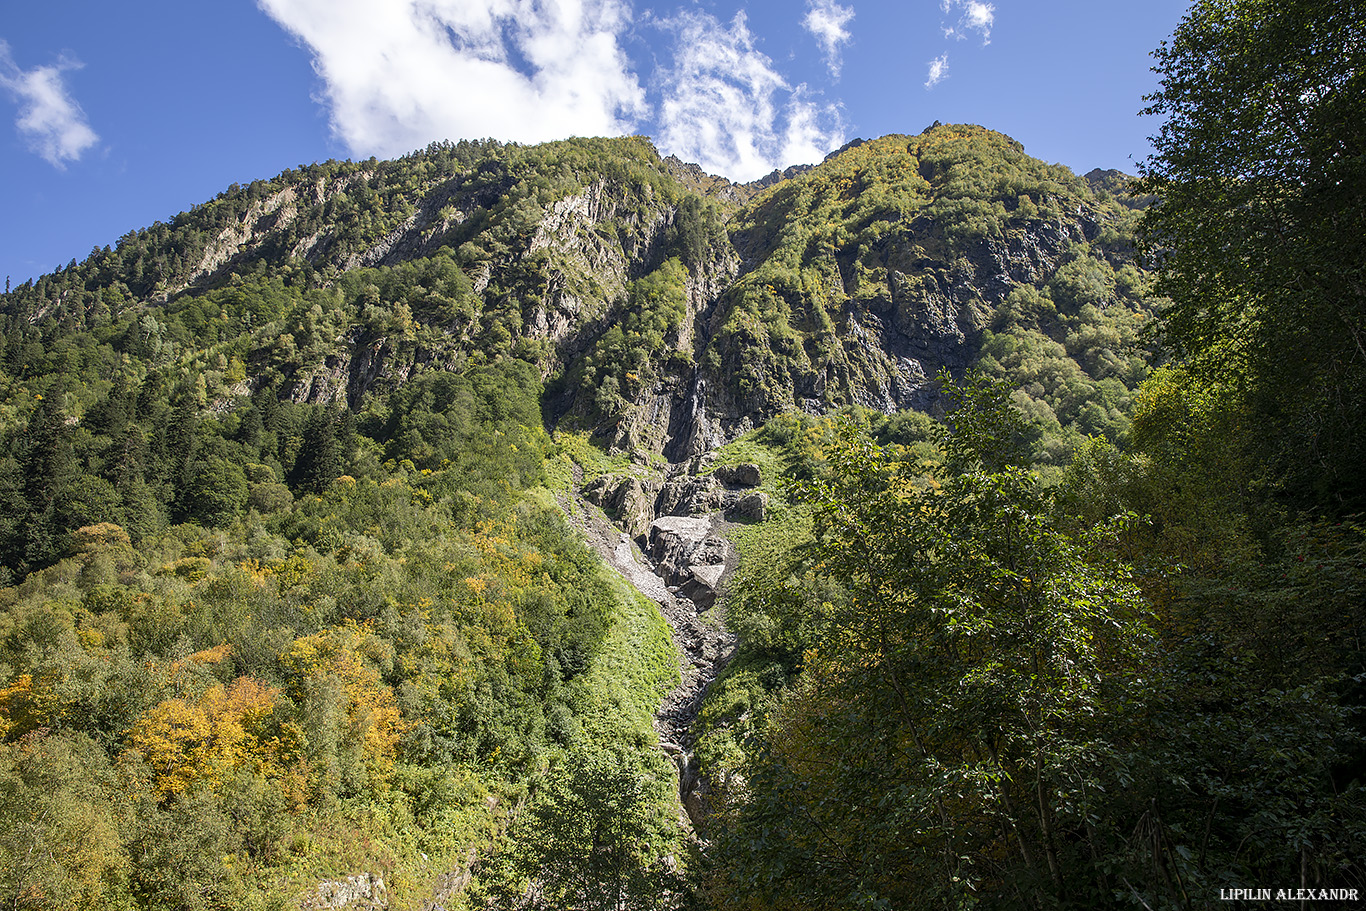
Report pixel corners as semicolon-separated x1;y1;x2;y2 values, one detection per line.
1;0;1363;908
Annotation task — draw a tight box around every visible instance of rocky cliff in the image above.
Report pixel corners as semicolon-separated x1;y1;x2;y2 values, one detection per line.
2;125;1152;465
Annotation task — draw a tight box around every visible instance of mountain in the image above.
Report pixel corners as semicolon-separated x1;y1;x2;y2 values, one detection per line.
0;124;1168;909
1;124;1153;464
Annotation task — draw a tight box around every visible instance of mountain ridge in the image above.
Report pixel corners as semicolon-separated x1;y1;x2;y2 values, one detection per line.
0;123;1155;569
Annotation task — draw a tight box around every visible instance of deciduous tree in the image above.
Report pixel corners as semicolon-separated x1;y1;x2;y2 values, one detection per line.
1138;0;1366;511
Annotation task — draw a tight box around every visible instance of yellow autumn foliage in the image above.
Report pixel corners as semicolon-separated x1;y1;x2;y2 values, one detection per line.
280;622;404;784
130;676;281;799
0;671;70;741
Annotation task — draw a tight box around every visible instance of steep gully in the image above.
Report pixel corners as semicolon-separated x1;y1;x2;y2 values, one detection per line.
557;463;743;830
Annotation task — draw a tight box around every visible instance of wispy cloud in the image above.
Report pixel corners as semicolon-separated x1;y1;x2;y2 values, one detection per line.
926;1;994;90
0;41;99;168
802;0;855;78
941;0;995;44
257;1;843;180
654;10;843;182
255;0;647;158
924;54;949;89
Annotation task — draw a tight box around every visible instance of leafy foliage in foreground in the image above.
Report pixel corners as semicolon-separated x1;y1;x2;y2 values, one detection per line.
699;376;1366;908
1138;0;1366;513
746;401;1149;905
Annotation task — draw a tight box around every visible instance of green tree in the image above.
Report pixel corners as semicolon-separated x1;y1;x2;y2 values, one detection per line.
290;406;343;493
124;788;250;911
1138;0;1366;511
0;733;127;911
180;456;248;526
20;382;74;571
714;378;1154;908
500;750;682;911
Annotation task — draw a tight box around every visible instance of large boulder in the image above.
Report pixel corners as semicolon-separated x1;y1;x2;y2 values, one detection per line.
647;516;733;610
300;873;387;911
714;463;762;488
583;473;662;541
726;492;767;522
648;516;713;579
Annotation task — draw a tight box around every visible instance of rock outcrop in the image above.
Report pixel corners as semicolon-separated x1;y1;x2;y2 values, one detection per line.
558;470;738;832
648;515;733;610
300;873;387;911
714;463;762;488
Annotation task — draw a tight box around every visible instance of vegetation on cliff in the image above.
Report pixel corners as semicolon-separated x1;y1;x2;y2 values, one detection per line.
712;125;1156;462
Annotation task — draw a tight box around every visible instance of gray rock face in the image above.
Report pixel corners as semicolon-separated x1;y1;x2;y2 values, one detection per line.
726;492;767;522
583;474;663;542
300;873;387;911
647;516;732;610
656;474;723;517
714;463;762;488
648;516;714;578
689;562;726;591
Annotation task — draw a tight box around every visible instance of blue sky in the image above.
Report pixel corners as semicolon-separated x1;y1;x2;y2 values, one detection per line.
1;0;1191;286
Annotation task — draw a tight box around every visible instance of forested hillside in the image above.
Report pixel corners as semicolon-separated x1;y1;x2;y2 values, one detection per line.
0;0;1363;906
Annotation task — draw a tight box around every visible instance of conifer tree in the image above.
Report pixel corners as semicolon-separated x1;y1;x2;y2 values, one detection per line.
20;381;73;570
291;406;341;493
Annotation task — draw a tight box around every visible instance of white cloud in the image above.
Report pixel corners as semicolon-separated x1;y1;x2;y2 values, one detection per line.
940;0;994;44
802;0;855;78
255;0;648;158
257;0;845;180
654;10;844;182
0;41;99;168
924;54;949;89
